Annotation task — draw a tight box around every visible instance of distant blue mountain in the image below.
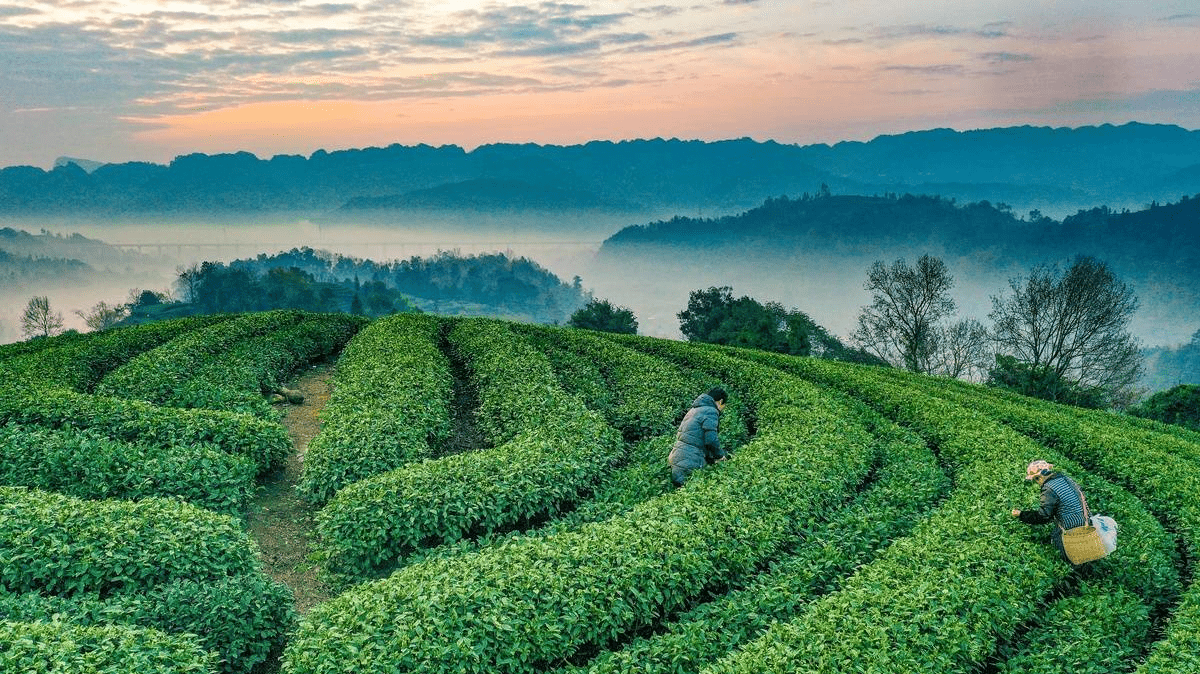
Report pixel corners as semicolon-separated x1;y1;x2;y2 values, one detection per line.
2;123;1198;217
340;178;640;212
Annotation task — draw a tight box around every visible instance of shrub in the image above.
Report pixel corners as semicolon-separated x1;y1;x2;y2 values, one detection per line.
0;422;256;516
0;619;215;674
298;313;452;504
0;487;260;597
0;573;294;674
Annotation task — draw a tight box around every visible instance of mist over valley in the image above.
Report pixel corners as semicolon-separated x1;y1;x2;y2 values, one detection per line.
3;126;1199;395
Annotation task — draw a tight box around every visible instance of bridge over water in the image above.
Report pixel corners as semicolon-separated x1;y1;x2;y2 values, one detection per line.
105;240;603;258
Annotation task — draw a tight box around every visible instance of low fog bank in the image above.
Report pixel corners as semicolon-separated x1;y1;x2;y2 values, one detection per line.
2;213;1195;355
0;213;627;343
581;244;1199;351
578;245;1023;342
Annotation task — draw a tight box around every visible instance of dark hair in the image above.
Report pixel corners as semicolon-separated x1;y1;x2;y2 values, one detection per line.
706;387;728;403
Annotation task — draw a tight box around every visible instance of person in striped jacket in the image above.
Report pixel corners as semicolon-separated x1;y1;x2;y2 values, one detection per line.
1011;460;1092;567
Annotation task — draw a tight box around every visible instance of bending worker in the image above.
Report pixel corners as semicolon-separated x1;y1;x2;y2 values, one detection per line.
1011;459;1093;566
668;387;730;487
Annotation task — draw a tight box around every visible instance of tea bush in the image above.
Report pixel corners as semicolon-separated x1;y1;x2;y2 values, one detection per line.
0;422;256;516
0;620;215;674
298;313;453;504
0;573;294;674
312;318;622;581
0;487;260;597
284;354;876;674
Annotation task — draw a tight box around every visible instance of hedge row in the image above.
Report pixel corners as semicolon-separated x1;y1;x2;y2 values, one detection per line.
298;313;453;505
519;325;713;441
96;310;307;406
283;347;878;674
397;336;751;565
688;354;1069;672
0;620;215;674
0;386;290;475
165;313;367;418
862;366;1183;609
699;352;1177;673
0;422;256;516
311;318;623;581
512;327;747;532
993;581;1151;674
904;375;1200;674
572;400;948;674
0;328;91;361
533;334;613;416
1;315;228;393
0;573;294;674
0;486;260;598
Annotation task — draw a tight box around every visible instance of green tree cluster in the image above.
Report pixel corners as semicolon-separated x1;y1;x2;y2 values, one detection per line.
568;299;637;334
176;262;416;317
1130;384;1200;431
677;286;880;364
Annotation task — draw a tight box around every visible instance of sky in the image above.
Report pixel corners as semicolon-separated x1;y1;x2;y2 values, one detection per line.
1;0;1198;168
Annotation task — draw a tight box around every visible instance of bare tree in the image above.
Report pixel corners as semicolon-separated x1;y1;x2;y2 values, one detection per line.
990;256;1142;406
930;317;992;380
75;300;129;332
176;263;202;304
852;255;956;373
21;295;63;339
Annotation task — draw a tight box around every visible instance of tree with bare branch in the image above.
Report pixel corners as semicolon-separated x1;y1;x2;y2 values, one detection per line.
989;256;1142;407
931;317;993;380
21;295;63;339
852;255;957;374
75;301;128;332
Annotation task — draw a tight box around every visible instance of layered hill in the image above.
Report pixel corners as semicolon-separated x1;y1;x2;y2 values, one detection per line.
3;123;1198;218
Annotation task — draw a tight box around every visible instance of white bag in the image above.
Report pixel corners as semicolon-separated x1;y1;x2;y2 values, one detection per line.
1091;514;1118;555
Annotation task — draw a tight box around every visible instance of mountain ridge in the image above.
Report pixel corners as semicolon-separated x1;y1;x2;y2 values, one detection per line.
3;122;1198;218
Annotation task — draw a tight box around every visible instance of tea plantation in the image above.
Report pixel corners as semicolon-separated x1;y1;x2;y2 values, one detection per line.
2;311;1198;674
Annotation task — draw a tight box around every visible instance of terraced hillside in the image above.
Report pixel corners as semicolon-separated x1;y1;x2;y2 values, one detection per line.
2;311;1197;674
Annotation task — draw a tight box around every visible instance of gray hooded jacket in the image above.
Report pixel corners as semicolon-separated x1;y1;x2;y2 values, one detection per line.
668;393;725;471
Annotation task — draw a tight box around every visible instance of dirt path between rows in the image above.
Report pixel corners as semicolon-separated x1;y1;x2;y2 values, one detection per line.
245;362;335;618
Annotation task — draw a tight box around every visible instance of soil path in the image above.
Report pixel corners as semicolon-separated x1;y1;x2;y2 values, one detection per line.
245;362;334;617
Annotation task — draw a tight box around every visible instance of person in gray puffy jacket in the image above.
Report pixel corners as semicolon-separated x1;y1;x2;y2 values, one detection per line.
668;387;729;486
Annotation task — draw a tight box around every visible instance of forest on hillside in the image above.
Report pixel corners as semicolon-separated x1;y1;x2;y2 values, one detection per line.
601;191;1200;263
224;247;588;325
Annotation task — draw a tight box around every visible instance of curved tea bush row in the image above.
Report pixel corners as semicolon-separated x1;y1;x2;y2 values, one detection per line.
284;353;877;674
855;366;1185;609
976;472;1179;673
0;328;90;361
698;352;1176;673
0;487;260;598
904;377;1200;674
1;315;229;393
0;573;294;674
449;318;594;445
96;310;306;405
993;581;1150;674
0;422;256;516
0;620;215;674
572;404;947;674
690;354;1071;672
533;335;614;414
298;313;453;505
0;387;289;475
312;319;622;581
167;313;367;418
520;325;711;440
